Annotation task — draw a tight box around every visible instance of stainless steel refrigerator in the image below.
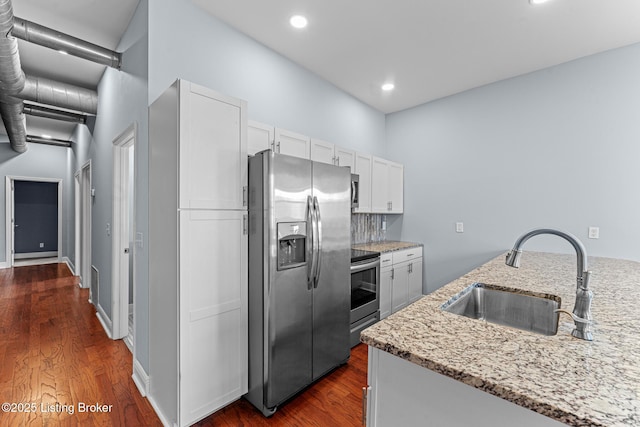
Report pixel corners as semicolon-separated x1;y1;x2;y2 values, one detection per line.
246;150;351;416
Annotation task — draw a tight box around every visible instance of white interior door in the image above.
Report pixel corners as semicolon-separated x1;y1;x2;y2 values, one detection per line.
112;124;136;341
75;161;92;292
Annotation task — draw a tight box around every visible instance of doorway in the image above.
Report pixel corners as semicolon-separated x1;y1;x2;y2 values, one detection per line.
5;176;62;267
74;160;92;298
111;123;136;350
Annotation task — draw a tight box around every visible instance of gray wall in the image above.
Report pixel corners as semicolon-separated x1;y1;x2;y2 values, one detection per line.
386;42;640;293
89;0;149;368
148;0;386;156
0;140;71;264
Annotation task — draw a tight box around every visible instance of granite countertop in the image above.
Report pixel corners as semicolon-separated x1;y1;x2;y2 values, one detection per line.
352;240;422;253
360;251;640;426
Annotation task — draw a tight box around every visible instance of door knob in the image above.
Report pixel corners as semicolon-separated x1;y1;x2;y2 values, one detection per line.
124;248;130;254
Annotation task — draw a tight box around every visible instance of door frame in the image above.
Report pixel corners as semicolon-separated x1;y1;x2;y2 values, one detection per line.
111;123;136;341
74;160;92;292
4;176;63;268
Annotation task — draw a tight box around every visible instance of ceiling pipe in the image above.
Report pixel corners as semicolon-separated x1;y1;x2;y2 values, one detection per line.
19;75;98;115
26;134;71;147
12;16;122;69
0;0;27;152
23;103;87;124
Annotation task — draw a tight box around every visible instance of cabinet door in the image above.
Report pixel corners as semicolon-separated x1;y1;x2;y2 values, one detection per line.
408;259;423;303
334;146;355;170
310;138;335;164
388;161;404;214
179;210;248;425
380;267;393;320
371;157;390;213
248;120;273;156
275;128;310;159
391;261;409;313
179;81;247;210
354;152;372;213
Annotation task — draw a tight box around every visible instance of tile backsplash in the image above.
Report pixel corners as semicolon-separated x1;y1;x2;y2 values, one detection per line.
351;214;387;244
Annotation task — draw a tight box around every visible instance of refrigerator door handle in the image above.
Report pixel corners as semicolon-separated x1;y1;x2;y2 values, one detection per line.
307;195;315;290
313;196;322;288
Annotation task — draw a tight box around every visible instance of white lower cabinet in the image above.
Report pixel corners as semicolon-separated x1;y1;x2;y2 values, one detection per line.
380;248;423;317
365;347;565;427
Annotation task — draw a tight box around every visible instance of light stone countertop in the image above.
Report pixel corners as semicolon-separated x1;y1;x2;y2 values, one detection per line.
360;251;640;426
352;240;422;253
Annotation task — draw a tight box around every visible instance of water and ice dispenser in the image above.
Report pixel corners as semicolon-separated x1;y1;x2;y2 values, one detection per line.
277;222;307;270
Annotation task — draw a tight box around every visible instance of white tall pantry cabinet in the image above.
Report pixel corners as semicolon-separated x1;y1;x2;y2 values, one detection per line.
148;80;248;427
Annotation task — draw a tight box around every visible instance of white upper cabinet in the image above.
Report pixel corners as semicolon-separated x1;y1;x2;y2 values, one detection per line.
371;157;403;214
247;120;273;156
275;128;310;159
179;81;247;210
354;152;372;213
310;138;336;165
310;139;356;170
334;146;355;169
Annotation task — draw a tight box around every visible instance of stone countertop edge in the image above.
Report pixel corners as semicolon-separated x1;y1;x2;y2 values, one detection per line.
360;251;640;427
352;240;423;253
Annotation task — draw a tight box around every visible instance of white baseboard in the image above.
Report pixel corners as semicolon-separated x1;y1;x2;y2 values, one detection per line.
132;358;149;397
63;257;76;275
0;261;9;269
96;304;113;339
147;393;173;427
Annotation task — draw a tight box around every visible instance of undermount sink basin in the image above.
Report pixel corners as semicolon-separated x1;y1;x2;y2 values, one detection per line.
441;283;561;336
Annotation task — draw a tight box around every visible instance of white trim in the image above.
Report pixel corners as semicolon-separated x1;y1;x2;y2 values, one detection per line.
111;123;136;341
147;394;173;427
96;304;113;339
5;176;63;267
0;261;9;269
74;160;92;290
63;256;75;275
132;358;149;397
13;257;58;267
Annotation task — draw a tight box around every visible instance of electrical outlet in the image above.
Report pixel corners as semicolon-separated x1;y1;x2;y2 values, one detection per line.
39;242;44;248
455;222;464;233
588;226;599;239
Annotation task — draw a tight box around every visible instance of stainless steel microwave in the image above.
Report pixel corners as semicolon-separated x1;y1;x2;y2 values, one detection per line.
351;173;359;209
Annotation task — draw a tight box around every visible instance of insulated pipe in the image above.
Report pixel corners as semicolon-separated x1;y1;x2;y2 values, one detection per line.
23;103;87;123
12;17;122;69
19;75;98;115
0;95;27;152
26;134;71;147
0;0;27;152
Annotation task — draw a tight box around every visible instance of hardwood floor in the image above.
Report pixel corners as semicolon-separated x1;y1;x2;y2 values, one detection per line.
0;263;159;427
0;263;368;426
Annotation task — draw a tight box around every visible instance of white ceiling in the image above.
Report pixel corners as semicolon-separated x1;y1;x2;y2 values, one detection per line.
194;0;640;114
3;0;640;142
1;0;139;140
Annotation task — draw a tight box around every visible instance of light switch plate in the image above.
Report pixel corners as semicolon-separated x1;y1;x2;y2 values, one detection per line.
456;222;464;233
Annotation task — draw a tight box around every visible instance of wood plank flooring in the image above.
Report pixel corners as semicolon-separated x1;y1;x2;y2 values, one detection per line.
0;263;368;426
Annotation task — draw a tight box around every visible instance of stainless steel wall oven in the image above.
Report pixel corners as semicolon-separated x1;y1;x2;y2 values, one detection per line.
350;249;380;347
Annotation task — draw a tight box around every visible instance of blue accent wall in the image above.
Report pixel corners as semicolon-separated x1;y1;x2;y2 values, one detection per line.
13;180;58;254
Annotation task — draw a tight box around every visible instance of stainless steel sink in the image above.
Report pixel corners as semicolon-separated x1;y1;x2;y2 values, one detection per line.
441;283;561;336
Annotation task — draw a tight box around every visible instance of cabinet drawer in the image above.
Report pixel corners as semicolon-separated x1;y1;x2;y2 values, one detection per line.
392;247;422;264
380;253;393;268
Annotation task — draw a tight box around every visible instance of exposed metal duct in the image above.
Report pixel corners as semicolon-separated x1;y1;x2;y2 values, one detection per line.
23;103;87;123
26;134;71;147
19;76;98;115
0;0;27;152
12;17;122;69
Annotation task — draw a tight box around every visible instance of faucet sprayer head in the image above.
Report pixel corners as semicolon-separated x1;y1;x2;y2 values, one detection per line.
505;249;522;268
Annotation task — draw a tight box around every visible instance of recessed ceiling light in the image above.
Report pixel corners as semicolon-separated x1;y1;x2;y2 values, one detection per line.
381;83;395;91
529;0;551;4
289;15;308;29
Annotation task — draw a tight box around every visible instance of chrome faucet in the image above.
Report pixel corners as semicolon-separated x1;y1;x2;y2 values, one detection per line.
505;228;593;341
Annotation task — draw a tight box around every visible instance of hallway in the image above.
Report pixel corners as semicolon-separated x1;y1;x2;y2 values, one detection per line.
0;263;159;426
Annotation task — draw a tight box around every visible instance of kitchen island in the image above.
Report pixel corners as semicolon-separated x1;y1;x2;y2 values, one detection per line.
361;251;640;426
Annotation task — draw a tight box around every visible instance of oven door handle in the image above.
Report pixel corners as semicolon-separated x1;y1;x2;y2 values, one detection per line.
350;258;380;273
